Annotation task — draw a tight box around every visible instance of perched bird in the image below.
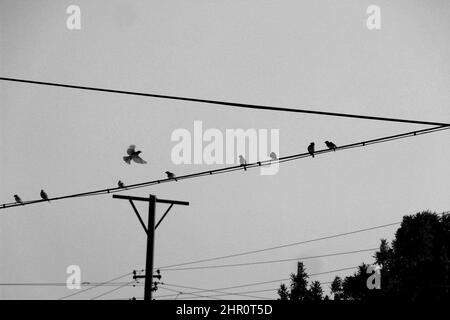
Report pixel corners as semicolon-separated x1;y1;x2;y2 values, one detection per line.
14;194;23;204
325;141;337;151
165;171;177;181
123;145;147;164
307;142;315;158
270;152;277;160
40;189;49;202
118;180;125;188
239;155;247;171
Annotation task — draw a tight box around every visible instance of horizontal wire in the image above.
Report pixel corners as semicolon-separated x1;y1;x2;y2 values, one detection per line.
90;281;135;300
1;77;448;126
160;248;378;271
156;267;357;299
176;282;335;300
58;271;133;300
158;285;222;300
1;247;378;288
2;125;448;210
159;283;270;300
157;222;400;270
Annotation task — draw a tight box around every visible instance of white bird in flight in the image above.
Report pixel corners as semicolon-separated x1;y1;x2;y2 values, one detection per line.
123;145;147;164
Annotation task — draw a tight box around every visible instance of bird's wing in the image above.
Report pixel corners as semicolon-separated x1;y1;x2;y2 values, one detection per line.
127;145;136;155
123;156;132;164
132;155;147;164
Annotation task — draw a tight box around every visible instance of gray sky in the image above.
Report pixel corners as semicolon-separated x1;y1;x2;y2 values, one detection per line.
1;0;449;300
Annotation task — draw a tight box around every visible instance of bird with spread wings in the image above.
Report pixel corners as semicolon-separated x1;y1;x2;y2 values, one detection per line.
123;145;147;164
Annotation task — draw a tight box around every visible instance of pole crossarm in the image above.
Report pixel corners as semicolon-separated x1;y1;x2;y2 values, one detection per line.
113;194;189;206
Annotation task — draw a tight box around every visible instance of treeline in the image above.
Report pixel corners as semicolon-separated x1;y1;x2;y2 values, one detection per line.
278;211;450;301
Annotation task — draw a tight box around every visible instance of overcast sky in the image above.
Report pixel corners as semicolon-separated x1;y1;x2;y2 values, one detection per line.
1;0;449;300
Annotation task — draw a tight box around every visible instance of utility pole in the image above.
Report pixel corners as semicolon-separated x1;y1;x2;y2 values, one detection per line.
113;194;189;300
144;195;156;300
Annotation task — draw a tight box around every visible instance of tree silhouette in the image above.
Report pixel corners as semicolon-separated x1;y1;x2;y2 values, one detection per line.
277;211;449;301
308;280;324;301
277;284;289;300
340;210;450;301
289;262;309;300
330;276;344;300
277;262;324;300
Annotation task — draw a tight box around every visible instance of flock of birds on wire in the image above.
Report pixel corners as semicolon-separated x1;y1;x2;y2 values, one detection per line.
11;141;337;205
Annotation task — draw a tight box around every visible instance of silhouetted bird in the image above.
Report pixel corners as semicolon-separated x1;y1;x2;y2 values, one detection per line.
123;145;147;164
14;194;23;204
118;180;125;188
325;141;337;151
270;152;277;160
239;155;247;171
40;190;49;201
307;142;315;158
165;171;177;181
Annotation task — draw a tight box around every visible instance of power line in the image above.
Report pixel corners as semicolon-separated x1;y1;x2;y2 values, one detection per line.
156;267;357;299
0;282;140;287
174;288;277;300
0;248;376;287
90;281;135;300
158;285;223;300
179;281;333;299
0;282;128;287
58;271;133;300
1;125;448;210
160;248;378;271
1;77;448;126
157;222;399;270
159;283;271;300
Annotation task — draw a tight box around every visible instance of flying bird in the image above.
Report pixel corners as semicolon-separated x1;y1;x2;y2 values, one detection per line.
14;194;23;204
123;145;147;164
325;141;337;151
307;142;315;158
118;180;125;188
40;190;49;202
165;171;177;181
270;152;277;160
239;155;247;171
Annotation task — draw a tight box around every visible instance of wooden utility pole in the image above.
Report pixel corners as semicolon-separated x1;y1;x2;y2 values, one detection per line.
113;194;189;300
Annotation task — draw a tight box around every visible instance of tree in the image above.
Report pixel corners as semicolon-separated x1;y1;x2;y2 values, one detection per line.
340;211;450;301
278;262;317;301
308;280;323;300
277;284;289;300
330;276;343;300
289;262;309;300
276;210;450;301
